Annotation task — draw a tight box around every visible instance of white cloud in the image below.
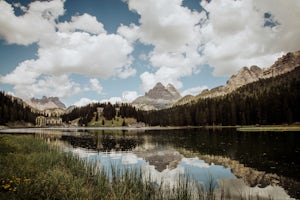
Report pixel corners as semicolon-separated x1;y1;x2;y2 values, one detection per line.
11;75;81;99
125;0;202;52
89;78;103;94
123;0;204;92
74;97;98;107
122;91;139;102
124;0;300;91
117;23;139;43
100;97;122;104
0;0;64;45
200;0;300;76
181;86;208;97
0;0;135;99
99;91;139;104
57;13;106;35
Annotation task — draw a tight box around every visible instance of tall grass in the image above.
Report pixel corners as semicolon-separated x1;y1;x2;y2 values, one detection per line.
0;134;273;200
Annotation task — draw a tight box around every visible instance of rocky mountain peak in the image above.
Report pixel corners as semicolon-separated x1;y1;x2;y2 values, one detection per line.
132;83;182;110
145;82;177;100
26;96;66;111
175;50;300;106
166;84;181;99
226;65;263;90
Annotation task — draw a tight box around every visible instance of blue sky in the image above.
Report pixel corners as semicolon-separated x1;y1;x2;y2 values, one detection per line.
0;0;299;106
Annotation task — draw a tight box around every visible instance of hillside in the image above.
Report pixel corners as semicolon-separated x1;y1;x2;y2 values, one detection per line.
174;51;300;106
139;66;300;126
0;91;38;126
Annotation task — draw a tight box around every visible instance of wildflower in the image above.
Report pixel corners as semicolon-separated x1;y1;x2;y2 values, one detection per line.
3;184;10;190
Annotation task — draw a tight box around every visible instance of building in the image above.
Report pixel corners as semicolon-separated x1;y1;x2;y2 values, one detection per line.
36;116;62;127
46;117;62;126
36;116;47;127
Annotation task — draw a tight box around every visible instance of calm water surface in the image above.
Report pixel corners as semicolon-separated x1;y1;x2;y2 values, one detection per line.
1;127;299;199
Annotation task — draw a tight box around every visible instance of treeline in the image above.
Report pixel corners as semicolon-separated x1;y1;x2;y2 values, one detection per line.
140;67;300;126
0;91;37;125
62;103;140;126
62;67;300;126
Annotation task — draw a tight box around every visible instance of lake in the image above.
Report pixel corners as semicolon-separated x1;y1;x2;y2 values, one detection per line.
1;127;299;199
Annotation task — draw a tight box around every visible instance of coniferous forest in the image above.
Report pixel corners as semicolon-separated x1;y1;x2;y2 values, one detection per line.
2;67;299;127
139;67;300;126
62;67;300;127
0;92;37;125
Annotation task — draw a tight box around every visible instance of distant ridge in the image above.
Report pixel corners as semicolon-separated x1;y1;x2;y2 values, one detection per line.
26;96;66;111
175;50;300;106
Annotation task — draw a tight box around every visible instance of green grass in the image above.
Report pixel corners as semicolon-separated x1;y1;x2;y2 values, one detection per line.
0;135;219;200
237;125;300;132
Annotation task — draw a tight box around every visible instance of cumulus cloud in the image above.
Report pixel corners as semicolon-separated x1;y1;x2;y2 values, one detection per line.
57;13;106;35
99;91;139;104
89;78;103;94
74;97;98;107
0;0;135;99
10;75;81;99
100;97;122;104
200;0;300;76
122;0;204;91
0;0;64;45
181;86;208;97
122;0;300;91
121;91;139;102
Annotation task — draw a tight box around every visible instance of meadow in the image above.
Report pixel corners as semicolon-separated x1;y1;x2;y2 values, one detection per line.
0;134;218;200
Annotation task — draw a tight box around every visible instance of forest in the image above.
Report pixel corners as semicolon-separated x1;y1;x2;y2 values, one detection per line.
2;67;299;127
140;67;300;126
0;92;37;125
62;67;300;126
61;102;139;126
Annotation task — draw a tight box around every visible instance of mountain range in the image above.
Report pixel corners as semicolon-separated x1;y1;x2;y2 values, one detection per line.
25;96;66;111
175;51;300;106
13;50;300;112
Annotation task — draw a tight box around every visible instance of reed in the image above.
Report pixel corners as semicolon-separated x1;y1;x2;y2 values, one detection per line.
0;134;274;200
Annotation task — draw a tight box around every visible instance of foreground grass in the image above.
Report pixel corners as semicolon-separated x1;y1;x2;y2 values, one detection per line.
0;135;217;200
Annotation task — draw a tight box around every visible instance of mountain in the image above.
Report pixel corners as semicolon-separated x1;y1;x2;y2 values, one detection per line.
175;50;300;106
141;66;300;126
132;83;181;110
26;96;66;111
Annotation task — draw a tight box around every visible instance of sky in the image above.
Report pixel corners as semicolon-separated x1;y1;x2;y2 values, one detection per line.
0;0;299;107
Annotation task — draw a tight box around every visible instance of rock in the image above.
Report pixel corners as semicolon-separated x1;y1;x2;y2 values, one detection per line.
132;82;182;110
26;96;66;111
175;50;300;105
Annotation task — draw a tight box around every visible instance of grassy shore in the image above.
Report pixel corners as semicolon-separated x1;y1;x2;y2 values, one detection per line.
0;134;219;200
237;125;300;132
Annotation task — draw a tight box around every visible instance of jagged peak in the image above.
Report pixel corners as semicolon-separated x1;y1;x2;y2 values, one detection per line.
26;96;66;111
174;50;300;106
154;82;165;88
132;82;182;110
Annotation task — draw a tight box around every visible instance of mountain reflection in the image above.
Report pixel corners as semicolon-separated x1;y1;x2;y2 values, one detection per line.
1;127;298;198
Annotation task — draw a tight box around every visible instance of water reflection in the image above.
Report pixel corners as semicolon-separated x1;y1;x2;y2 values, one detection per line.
1;127;298;199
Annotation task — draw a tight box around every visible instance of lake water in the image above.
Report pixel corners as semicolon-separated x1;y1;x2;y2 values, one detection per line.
1;127;299;199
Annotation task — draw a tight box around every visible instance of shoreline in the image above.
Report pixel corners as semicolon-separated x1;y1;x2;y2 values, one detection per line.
1;124;300;133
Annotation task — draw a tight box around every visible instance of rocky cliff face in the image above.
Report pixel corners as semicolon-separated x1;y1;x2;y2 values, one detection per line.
132;83;182;110
176;51;300;105
26;96;66;111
